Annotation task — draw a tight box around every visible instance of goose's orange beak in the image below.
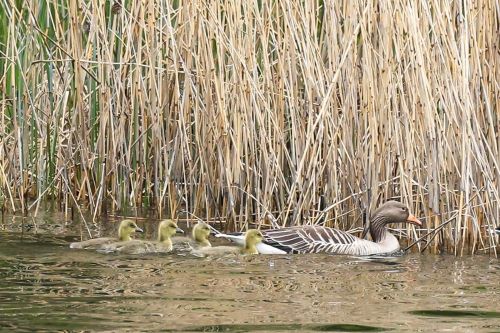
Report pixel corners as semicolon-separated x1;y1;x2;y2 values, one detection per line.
407;214;422;226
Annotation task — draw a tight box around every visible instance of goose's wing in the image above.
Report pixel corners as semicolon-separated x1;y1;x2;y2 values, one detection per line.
69;237;115;249
262;226;358;254
191;245;240;257
99;240;171;254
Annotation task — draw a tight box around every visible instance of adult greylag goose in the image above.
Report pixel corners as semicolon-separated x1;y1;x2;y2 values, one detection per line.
217;201;422;256
100;219;184;254
172;222;212;248
191;230;263;256
70;219;143;249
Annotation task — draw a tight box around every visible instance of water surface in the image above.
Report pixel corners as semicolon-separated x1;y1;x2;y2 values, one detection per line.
0;216;498;332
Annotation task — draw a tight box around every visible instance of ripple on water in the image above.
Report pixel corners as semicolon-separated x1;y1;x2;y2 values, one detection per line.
1;220;499;332
175;323;389;332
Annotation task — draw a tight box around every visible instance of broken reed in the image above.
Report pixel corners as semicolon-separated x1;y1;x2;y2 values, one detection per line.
0;0;498;254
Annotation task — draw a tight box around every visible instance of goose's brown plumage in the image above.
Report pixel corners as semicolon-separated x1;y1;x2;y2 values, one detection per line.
259;201;422;255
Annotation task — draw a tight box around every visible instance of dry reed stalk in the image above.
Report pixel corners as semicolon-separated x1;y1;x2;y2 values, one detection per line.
0;0;498;254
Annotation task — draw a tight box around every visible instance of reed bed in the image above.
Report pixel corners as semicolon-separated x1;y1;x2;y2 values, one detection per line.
0;0;498;254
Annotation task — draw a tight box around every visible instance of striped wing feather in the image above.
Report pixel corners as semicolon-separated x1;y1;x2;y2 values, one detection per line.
262;226;358;254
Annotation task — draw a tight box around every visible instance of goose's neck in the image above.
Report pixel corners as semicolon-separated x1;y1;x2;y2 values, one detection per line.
242;242;259;255
369;214;391;243
159;235;173;251
198;239;211;247
119;230;132;241
193;229;211;247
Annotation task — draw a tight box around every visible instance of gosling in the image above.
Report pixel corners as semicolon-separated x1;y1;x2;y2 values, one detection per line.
191;229;263;257
172;221;212;249
100;219;184;254
70;219;143;250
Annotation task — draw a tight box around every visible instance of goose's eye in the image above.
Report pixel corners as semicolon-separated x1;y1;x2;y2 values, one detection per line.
129;223;135;227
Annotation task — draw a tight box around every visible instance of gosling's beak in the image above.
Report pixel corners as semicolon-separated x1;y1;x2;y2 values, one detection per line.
176;227;184;234
407;214;422;227
135;226;144;233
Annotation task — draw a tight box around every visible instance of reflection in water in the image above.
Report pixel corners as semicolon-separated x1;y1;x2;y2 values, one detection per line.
409;310;500;318
0;220;499;332
178;323;388;332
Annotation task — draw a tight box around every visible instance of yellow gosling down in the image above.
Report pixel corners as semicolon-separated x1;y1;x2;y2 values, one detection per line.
100;219;184;254
191;229;263;257
70;219;143;250
172;222;212;248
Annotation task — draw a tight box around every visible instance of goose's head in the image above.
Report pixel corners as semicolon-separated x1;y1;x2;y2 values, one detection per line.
118;219;143;241
372;201;422;226
245;229;264;247
192;222;212;247
158;219;184;242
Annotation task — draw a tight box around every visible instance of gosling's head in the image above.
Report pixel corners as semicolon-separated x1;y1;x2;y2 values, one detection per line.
245;229;263;246
192;222;211;245
158;219;184;242
118;219;143;241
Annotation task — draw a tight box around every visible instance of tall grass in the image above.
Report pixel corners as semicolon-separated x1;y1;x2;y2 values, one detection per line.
0;0;498;254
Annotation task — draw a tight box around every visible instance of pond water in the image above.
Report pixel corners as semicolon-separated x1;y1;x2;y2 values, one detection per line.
0;215;499;332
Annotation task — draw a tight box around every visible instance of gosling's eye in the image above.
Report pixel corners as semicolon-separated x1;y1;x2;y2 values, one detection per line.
129;223;135;227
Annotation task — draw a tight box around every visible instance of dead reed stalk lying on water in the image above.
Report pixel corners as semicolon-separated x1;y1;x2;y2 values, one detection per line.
0;1;498;254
